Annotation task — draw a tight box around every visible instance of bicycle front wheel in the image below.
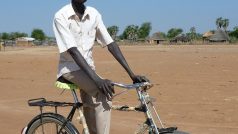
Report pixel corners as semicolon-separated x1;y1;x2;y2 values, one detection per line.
26;112;79;134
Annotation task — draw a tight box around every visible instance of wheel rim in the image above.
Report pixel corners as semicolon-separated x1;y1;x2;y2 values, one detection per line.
32;122;70;134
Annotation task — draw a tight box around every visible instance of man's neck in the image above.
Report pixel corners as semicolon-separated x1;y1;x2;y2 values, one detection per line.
76;12;83;20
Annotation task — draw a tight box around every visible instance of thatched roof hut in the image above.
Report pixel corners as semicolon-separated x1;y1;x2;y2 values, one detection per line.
203;31;214;38
170;34;190;43
202;31;214;42
209;29;229;42
149;32;166;44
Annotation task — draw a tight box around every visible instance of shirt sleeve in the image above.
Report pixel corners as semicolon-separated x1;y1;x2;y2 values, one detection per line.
95;14;114;47
53;16;77;53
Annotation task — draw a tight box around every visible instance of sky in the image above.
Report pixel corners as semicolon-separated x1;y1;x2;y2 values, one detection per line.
0;0;237;37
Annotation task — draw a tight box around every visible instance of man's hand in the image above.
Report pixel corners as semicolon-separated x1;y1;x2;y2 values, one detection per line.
131;75;150;84
68;47;114;99
95;78;115;100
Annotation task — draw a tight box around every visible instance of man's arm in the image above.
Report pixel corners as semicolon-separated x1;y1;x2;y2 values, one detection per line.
67;47;114;99
107;42;149;83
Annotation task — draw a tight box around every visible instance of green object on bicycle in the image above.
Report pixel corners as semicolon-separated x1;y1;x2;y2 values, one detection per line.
55;81;79;90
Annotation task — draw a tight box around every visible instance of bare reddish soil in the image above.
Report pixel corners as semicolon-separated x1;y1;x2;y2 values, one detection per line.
0;45;238;134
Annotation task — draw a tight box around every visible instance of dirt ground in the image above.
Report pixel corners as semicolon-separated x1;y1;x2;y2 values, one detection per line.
0;44;238;134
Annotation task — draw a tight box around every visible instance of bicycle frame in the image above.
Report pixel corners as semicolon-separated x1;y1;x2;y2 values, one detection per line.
25;82;178;134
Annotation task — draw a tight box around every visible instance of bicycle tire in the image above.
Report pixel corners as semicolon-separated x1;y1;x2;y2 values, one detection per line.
26;112;79;134
153;130;189;134
148;128;189;134
171;130;189;134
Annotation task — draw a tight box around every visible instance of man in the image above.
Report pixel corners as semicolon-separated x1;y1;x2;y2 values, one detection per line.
53;0;149;134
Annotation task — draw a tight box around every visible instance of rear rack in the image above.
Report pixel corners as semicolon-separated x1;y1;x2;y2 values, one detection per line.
28;98;85;126
28;98;77;107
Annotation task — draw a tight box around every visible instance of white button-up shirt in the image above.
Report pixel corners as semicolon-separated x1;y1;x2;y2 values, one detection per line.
53;4;113;78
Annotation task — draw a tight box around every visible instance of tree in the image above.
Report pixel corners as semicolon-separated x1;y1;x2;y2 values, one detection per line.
138;22;152;39
190;27;196;34
9;32;28;40
229;26;238;39
167;28;183;39
222;18;229;32
121;25;139;41
31;29;46;41
107;25;119;40
215;17;229;31
234;26;238;31
0;32;28;40
1;32;10;40
216;17;223;29
189;26;196;40
159;32;167;39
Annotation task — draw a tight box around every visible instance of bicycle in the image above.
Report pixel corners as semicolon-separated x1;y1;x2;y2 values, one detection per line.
22;81;189;134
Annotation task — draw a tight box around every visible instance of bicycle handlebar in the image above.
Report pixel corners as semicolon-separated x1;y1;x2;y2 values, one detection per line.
111;82;153;98
112;82;153;90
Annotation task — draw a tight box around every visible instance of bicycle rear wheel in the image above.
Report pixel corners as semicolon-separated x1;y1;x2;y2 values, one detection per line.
148;129;189;134
26;113;79;134
172;130;189;134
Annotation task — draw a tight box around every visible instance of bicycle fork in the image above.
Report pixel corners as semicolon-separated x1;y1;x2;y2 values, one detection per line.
136;88;161;134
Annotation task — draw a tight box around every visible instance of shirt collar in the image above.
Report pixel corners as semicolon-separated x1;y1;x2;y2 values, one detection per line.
67;4;90;20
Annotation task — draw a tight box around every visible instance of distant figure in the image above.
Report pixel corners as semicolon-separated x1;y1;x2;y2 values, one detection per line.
0;41;5;51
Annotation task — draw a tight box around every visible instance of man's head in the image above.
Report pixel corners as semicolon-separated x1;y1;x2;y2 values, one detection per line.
72;0;87;4
72;0;87;15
